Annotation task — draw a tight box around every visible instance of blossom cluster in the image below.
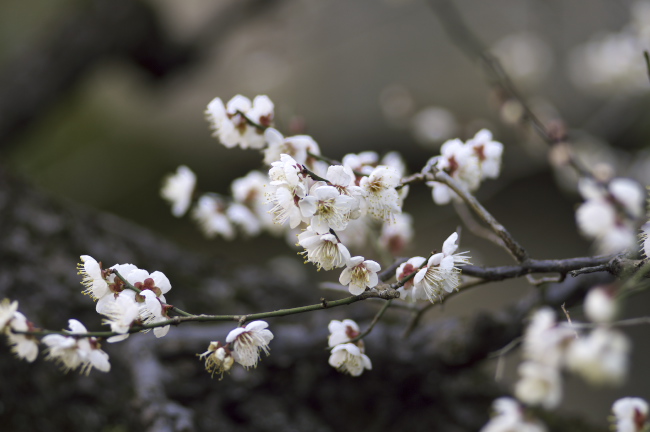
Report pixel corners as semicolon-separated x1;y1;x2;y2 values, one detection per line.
199;320;273;379
426;129;503;205
327;319;372;377
395;232;470;303
0;299;110;374
480;397;547;432
514;303;630;410
575;177;645;254
78;255;173;341
568;0;650;95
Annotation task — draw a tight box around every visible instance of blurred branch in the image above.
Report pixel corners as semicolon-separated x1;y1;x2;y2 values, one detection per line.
427;0;593;179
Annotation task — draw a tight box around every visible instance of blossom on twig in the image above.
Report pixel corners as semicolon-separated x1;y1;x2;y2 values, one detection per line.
339;256;381;295
42;319;110;374
226;321;274;369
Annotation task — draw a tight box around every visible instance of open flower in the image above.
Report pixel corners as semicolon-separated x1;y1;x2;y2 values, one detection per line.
514;361;562;409
359;166;402;222
138;290;170;339
42;319;110;374
300;184;356;233
298;227;351;271
226;321;274;369
6;311;38;362
263;128;320;166
77;255;110;301
199;341;234;380
466;129;504;180
100;291;140;343
566;327;630;385
522;307;574;367
480;397;547;432
161;165;196;217
612;397;648;432
205;95;273;149
339;256;381;295
380;212;413;256
412;233;470;302
328;319;361;347
395;256;427;302
576;177;644;254
328;343;372;377
0;298;18;331
192;194;235;240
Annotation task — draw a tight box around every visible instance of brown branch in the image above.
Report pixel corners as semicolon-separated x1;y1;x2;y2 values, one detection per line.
432;170;529;263
427;0;594;179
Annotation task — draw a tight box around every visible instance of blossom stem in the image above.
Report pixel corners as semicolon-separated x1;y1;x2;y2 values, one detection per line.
342;300;392;347
14;289;400;339
300;166;330;183
112;270;141;294
236;110;266;131
432;169;529;263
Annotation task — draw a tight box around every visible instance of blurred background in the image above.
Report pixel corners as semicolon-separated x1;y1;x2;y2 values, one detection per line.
2;0;650;429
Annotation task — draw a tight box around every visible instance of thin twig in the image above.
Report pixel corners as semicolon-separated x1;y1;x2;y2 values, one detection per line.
427;0;593;179
401;278;487;338
16;288;400;339
432;170;529;263
344;300;393;346
453;200;508;252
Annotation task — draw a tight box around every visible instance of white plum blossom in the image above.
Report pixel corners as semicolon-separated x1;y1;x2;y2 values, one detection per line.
359;165;402;222
0;298;18;330
328;343;372;377
100;291;140;343
576;177;644;254
514;361;562;409
342;151;379;176
263;127;320;166
138;289;171;339
466;129;504;180
412;233;470;302
566;327;630;386
328;319;361;347
381;151;407;177
522;308;574;367
205;95;273;149
584;285;618;323
269;182;307;228
231;170;269;208
192;194;235;240
298;227;351;271
6;311;38;362
199;341;234;379
226;203;262;237
77;255;109;301
269;154;304;188
428;138;481;205
325;165;365;218
612;397;649;432
226;320;274;369
42;319;110;374
299;184;356;233
480;397;547;432
161;165;196;217
339;256;381;295
395;256;427;302
379;212;414;256
231;170;278;233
